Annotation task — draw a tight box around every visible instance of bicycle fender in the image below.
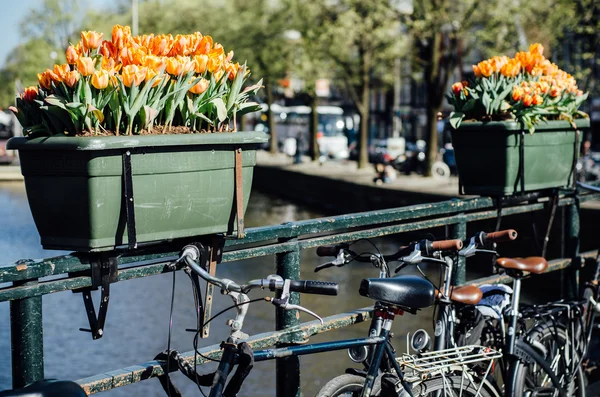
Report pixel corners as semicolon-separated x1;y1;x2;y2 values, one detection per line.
513;340;566;397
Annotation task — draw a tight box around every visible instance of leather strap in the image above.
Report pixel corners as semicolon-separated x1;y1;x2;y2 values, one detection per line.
235;148;245;239
122;151;137;250
202;241;218;338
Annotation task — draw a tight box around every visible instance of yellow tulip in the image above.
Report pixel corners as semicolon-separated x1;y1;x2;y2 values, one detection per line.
121;65;147;87
77;57;96;76
91;70;109;89
81;31;104;51
165;57;183;75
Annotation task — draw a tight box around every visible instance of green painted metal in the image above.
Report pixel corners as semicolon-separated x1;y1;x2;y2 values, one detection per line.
7;131;268;252
10;281;44;389
565;201;581;298
76;307;373;394
450;215;467;285
451;119;590;195
2;189;599;395
275;238;302;397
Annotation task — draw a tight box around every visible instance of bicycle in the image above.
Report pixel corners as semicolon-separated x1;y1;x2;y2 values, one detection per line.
159;242;501;397
313;238;501;397
316;230;579;397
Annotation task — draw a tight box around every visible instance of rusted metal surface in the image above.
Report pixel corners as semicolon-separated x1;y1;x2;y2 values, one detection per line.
76;307;373;394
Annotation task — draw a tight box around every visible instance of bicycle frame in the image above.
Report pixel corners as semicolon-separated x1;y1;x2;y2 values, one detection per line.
208;313;406;397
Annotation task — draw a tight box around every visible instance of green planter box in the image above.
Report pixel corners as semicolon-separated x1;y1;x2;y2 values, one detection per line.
7;131;268;252
450;119;590;196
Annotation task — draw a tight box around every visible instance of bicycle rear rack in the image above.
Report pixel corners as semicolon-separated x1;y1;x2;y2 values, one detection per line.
398;345;502;379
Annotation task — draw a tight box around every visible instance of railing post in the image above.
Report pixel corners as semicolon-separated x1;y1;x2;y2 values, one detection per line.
565;200;580;299
275;238;301;397
10;280;44;389
450;216;467;286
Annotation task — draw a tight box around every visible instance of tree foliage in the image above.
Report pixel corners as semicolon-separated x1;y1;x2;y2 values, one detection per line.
297;0;406;168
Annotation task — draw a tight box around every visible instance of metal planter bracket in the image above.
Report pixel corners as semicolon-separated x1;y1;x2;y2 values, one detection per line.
71;253;119;340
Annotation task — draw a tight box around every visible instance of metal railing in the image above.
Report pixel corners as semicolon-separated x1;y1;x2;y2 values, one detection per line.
1;190;599;396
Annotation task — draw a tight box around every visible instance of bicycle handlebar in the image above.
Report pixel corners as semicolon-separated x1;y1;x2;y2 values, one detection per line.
181;249;338;296
481;229;518;244
431;239;463;251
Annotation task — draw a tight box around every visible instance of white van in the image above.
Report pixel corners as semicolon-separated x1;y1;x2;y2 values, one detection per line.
280;105;349;160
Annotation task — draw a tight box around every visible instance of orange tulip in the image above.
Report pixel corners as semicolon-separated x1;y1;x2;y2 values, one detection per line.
207;56;222;74
37;72;52;90
549;86;561;98
66;45;80;64
213;69;224;82
121;65;147;87
53;64;70;80
77;57;96;76
500;59;521;78
452;82;463;95
112;24;131;49
225;50;234;63
209;43;224;58
169;34;191;57
21;86;38;102
144;55;165;71
225;62;238;81
532;94;543;106
81;31;104;51
194;54;208;74
476;61;494;77
101;57;121;73
100;40;117;59
152;35;170;56
165;57;183;75
529;43;544;56
196;35;213;55
91;70;109;89
522;94;533;107
179;56;195;74
512;86;524;101
64;70;80;88
189;78;209;94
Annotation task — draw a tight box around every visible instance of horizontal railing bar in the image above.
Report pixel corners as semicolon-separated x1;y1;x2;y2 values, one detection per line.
76;307;373;394
4;194;590;284
469;249;597;287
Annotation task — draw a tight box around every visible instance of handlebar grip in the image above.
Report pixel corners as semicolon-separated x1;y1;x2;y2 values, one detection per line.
316;246;340;257
289;280;338;295
484;229;518;243
431;239;463;251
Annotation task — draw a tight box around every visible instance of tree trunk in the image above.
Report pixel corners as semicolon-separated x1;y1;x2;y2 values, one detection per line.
426;105;440;176
266;78;277;154
309;94;320;162
358;103;369;169
424;33;442;176
357;55;371;169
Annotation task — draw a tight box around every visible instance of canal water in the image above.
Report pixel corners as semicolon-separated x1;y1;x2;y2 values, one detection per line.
0;182;433;396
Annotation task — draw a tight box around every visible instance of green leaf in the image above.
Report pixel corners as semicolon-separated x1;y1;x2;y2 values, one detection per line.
482;92;491;114
461;99;476;112
212;97;227;122
449;112;465;129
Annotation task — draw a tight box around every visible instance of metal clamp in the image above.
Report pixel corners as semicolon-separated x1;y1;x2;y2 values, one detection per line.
74;253;119;340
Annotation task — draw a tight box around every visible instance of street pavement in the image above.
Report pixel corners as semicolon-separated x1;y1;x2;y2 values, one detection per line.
256;151;462;198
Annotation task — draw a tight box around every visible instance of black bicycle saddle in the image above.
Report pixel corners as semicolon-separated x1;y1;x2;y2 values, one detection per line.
359;275;435;310
0;380;87;397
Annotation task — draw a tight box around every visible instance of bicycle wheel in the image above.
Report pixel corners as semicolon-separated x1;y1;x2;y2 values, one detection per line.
315;374;381;397
410;375;500;396
316;373;499;397
508;323;586;397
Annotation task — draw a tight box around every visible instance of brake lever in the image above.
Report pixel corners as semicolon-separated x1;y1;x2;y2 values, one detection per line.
270;279;324;324
314;250;348;273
